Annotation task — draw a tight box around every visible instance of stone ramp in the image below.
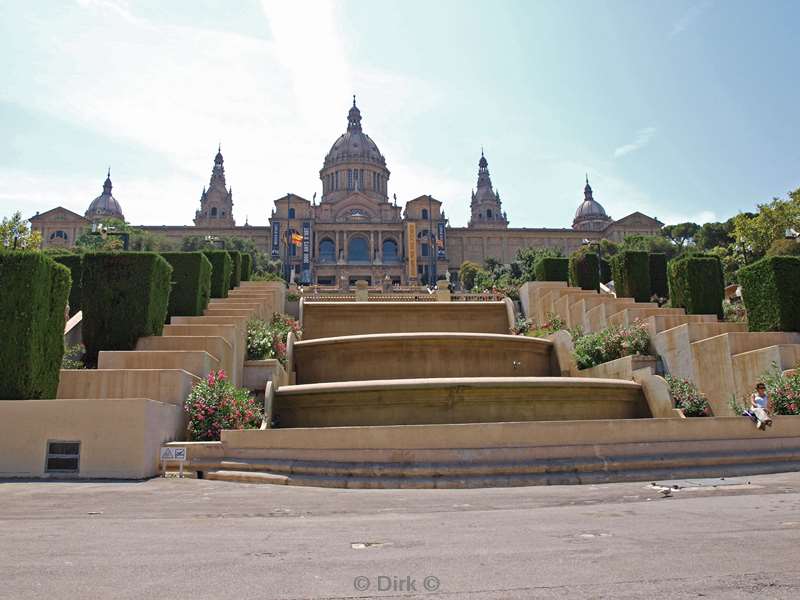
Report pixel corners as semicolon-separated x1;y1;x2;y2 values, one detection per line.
271;377;651;427
292;332;555;384
300;301;513;340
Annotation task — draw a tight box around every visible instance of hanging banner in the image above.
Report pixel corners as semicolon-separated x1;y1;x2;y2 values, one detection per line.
437;221;446;259
302;221;311;283
406;222;417;279
271;222;281;258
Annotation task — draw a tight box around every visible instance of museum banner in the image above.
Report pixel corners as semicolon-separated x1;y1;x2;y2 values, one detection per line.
271;222;280;258
406;221;416;279
302;221;311;283
437;221;446;259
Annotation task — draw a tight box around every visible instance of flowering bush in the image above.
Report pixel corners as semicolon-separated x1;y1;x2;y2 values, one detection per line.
573;319;651;370
61;343;86;369
665;375;711;417
757;363;800;415
517;312;568;338
185;369;263;441
246;313;301;365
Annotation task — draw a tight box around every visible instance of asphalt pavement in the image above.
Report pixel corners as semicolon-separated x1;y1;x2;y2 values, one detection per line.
1;472;799;599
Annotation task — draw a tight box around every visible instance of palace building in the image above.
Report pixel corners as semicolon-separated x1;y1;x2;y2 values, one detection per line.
31;98;663;283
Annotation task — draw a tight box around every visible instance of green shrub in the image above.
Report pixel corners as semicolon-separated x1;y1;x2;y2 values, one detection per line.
240;253;252;281
0;252;70;399
665;375;711;417
668;254;724;318
160;252;212;318
573;320;650;370
610;251;650;302
534;257;569;282
599;258;612;284
649;253;668;299
738;256;800;331
251;271;285;283
203;250;232;298
569;251;599;291
82;252;172;366
51;254;82;316
227;250;242;290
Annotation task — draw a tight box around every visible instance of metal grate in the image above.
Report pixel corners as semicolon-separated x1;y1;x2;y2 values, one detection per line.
46;441;80;473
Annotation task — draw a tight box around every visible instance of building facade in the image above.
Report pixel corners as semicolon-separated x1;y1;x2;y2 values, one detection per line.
31;98;663;282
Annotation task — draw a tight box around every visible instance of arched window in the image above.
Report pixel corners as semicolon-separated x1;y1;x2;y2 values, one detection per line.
382;239;399;262
211;207;218;217
288;208;296;219
319;238;335;262
487;209;493;219
347;236;369;262
49;230;68;241
421;208;429;220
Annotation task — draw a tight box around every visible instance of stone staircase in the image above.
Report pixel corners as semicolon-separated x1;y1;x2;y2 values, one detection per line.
520;281;800;417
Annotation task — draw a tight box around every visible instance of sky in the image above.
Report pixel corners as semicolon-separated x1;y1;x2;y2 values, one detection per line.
1;0;798;229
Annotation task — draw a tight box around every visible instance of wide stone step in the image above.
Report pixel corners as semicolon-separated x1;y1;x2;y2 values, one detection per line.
732;344;800;401
197;447;800;488
97;350;219;379
136;336;233;380
646;314;721;335
57;369;198;405
607;307;685;328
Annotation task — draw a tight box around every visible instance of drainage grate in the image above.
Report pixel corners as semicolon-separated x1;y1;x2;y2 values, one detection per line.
46;441;80;473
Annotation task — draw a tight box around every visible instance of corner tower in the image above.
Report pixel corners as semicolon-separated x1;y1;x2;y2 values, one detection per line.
468;150;508;229
194;146;235;227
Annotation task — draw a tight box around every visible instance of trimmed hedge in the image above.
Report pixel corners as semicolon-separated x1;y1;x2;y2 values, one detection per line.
52;254;82;316
82;252;173;366
534;257;569;282
610;251;650;302
739;256;800;332
240;253;252;281
668;254;724;318
203;250;232;298
649;253;668;299
160;252;212;318
0;252;70;399
569;251;600;291
599;258;612;284
228;250;242;290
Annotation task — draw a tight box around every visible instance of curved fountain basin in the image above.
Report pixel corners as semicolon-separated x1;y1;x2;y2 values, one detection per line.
300;301;512;339
272;376;649;428
293;332;554;384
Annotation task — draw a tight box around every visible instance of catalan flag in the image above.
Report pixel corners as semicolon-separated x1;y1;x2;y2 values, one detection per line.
291;232;304;246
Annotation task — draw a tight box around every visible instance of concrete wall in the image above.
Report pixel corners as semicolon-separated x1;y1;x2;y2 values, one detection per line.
243;359;288;391
293;333;553;384
578;355;657;380
301;301;512;340
0;398;183;479
136;336;233;383
273;377;649;427
58;369;198;405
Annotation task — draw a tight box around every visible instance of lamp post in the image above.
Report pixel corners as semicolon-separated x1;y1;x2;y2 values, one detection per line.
428;195;436;286
284;193;292;283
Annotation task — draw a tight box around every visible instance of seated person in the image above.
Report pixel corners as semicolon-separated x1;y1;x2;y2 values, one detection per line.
748;382;773;430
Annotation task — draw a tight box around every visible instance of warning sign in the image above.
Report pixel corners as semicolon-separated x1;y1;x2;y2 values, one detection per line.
160;447;187;462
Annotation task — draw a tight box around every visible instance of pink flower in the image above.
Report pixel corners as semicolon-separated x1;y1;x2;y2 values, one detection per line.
217;369;226;381
207;372;216;386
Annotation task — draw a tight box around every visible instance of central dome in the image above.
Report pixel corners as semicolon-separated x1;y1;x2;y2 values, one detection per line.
323;97;387;169
85;169;124;222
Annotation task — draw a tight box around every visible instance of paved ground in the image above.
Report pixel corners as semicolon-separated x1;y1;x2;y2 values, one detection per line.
1;473;800;599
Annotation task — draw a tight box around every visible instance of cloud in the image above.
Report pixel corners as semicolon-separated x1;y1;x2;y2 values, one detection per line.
669;1;712;38
613;127;656;159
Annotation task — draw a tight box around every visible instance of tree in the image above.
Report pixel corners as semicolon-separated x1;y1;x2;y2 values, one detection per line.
458;261;481;290
662;222;700;248
695;219;735;251
484;257;501;274
620;234;679;260
766;238;800;257
733;189;800;257
515;247;562;282
0;212;42;249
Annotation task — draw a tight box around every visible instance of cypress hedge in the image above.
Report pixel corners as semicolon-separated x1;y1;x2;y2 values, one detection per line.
228;250;242;290
240;253;252;281
0;252;70;399
649;253;668;299
739;256;800;332
203;250;232;298
82;252;173;366
534;257;569;282
668;254;724;318
599;258;612;284
610;251;651;302
569;251;600;291
52;254;83;316
160;252;212;318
